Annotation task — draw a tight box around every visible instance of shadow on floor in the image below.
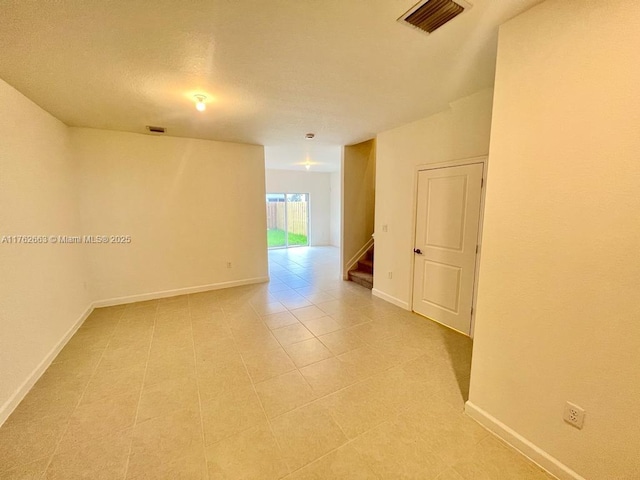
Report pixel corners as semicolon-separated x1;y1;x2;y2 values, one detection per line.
441;326;473;405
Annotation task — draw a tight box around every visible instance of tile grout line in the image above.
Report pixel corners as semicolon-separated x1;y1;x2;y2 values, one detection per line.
253;264;383;407
233;313;292;478
266;261;374;477
275;378;453;479
121;302;159;480
265;250;472;478
244;264;377;476
188;294;212;480
281;435;381;480
242;275;354;475
248;293;327;405
40;306;127;478
3;249;499;480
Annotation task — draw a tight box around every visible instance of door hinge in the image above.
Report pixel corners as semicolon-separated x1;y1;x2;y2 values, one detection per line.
475;245;479;254
481;178;484;188
471;307;474;316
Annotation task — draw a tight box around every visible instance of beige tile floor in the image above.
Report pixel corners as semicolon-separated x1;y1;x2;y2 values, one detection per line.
0;247;555;479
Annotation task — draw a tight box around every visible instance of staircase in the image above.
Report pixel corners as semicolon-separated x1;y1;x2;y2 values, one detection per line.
348;246;374;289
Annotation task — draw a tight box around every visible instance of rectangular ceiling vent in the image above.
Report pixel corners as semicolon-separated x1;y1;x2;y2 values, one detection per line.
398;0;471;35
146;125;166;134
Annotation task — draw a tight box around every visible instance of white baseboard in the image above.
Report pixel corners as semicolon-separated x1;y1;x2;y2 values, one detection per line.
1;275;270;427
344;238;374;280
465;402;586;480
0;303;94;427
93;276;270;308
372;288;410;310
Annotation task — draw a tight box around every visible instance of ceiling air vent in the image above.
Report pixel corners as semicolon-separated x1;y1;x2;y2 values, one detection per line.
398;0;471;34
146;125;166;134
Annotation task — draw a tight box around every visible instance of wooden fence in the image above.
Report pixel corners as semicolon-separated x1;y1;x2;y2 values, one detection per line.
266;201;308;236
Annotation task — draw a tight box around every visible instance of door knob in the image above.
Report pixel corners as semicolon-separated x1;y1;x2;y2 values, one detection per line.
414;248;423;255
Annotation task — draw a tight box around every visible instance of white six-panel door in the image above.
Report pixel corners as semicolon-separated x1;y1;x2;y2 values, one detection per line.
412;163;483;335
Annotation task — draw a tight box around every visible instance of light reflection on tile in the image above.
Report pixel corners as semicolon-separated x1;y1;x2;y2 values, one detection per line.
0;247;550;480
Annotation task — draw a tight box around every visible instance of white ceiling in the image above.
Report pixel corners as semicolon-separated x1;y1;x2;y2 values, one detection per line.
0;0;543;151
265;144;342;172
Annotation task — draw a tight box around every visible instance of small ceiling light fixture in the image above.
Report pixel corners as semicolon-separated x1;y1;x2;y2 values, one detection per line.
305;163;311;171
194;95;207;112
305;133;315;140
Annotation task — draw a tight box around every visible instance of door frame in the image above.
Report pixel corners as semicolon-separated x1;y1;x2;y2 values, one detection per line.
408;156;488;338
266;192;311;249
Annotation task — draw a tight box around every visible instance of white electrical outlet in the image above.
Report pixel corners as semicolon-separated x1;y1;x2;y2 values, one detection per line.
382;224;388;232
563;402;585;429
387;272;393;279
226;262;232;269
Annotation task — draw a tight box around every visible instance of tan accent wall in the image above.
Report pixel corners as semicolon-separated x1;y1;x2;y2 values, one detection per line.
342;139;376;277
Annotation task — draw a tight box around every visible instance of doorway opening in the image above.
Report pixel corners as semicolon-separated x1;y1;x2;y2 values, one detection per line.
266;193;310;249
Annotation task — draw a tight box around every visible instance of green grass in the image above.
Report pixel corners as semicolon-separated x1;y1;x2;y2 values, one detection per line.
267;229;308;248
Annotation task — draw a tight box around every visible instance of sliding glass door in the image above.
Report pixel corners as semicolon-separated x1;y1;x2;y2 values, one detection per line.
266;193;309;249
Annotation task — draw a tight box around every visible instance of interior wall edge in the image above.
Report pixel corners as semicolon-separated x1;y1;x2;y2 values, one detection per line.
92;276;270;308
371;288;410;311
343;237;375;280
373;88;493;310
0;273;271;427
465;402;587;480
0;302;94;428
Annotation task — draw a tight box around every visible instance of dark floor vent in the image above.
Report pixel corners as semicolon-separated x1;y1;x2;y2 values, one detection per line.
399;0;468;34
146;125;166;134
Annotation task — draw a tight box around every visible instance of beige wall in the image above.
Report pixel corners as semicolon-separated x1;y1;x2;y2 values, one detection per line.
342;139;376;276
469;1;640;479
72;128;268;303
374;89;493;307
265;170;332;246
0;97;268;425
329;172;341;247
0;79;91;423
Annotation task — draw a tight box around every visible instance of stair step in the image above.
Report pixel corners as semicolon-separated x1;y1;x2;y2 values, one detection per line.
348;270;373;290
357;258;373;274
